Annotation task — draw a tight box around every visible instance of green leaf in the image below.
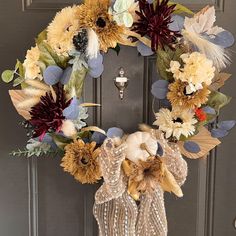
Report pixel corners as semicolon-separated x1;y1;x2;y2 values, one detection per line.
13;77;25;87
38;41;68;68
64;66;87;98
156;46;184;81
207;91;231;113
16;59;25;77
35;29;47;44
1;70;14;83
51;134;72;150
169;2;194;15
111;44;121;56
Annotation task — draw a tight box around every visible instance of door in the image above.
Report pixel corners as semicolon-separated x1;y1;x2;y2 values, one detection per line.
0;0;235;236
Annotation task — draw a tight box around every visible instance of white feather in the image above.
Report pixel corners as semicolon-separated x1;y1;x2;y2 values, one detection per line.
23;88;46;97
17;98;41;109
182;30;231;70
25;79;50;91
86;28;100;59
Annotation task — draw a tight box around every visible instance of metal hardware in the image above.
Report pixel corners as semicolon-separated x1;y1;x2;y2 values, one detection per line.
114;67;129;100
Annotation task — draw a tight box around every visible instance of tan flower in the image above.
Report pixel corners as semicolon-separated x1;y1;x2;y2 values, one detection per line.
167;80;210;109
123;157;164;200
23;46;42;80
61;139;101;184
76;0;124;52
123;156;183;200
47;6;80;55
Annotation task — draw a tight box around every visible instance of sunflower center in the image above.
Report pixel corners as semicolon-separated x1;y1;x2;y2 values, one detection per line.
96;17;106;28
80;156;90;165
173;117;183;124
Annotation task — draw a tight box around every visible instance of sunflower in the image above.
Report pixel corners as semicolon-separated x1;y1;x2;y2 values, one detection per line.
153;108;197;140
167;80;210;109
47;6;80;56
76;0;124;52
23;46;42;80
133;0;180;51
61;139;101;184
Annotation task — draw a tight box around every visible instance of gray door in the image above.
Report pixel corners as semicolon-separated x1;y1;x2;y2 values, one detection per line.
0;0;235;236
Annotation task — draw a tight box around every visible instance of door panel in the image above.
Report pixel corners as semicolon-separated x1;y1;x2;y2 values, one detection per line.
0;0;235;236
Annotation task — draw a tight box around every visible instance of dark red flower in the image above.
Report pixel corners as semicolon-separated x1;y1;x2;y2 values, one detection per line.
133;0;180;51
29;84;70;140
195;108;207;122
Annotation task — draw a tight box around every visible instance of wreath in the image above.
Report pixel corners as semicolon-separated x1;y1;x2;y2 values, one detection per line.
2;0;235;235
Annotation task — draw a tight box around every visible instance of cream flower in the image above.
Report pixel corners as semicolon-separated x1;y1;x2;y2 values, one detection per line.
168;52;215;93
47;6;80;56
23;46;42;80
153;108;197;140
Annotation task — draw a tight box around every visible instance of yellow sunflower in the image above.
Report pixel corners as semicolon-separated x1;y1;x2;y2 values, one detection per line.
47;5;80;56
76;0;124;52
167;80;210;110
61;139;102;184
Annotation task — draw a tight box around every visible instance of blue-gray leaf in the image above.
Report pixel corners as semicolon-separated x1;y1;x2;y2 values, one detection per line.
89;64;104;78
43;65;63;85
202;106;216;115
63;97;79;120
213;31;235;48
217;120;236;131
91;132;107;145
151;80;169;99
211;128;229;138
60;67;72;85
156;142;164;156
169;15;184;32
184;141;201;153
137;42;154;56
88;53;103;68
107;127;124;138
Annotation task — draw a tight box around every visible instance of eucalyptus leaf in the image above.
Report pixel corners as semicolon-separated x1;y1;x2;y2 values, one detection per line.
89;64;104;78
183;141;201;153
43;65;63;85
51;134;72;150
63;97;80;120
88;53;103;69
151;80;169;99
1;70;14;83
61;67;72;85
35;29;47;44
13;77;25;87
217;120;236;131
91;132;107;145
169;15;184;32
211;31;235;48
107;127;124;138
202;106;216;115
156;142;164;156
211;128;229;138
137;42;154;56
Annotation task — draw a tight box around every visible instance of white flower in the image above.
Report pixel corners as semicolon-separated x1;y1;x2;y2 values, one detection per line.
153;108;197;140
168;52;215;91
61;120;77;137
23;46;42;80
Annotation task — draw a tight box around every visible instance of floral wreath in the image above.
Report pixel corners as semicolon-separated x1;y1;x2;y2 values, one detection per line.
2;0;235;235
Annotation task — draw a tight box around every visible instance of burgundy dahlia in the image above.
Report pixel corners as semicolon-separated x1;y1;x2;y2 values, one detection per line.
29;84;70;140
133;0;180;51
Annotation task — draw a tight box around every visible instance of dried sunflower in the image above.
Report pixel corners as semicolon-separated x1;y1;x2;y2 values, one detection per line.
167;80;210;109
76;0;124;52
61;139;101;184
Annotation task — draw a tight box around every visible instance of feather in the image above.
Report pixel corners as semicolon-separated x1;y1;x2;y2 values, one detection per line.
25;79;50;91
17;97;41;109
87;29;100;59
182;30;231;70
23;88;46;97
9;90;31;120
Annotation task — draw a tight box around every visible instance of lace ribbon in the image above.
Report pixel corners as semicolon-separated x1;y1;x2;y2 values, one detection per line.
93;137;188;236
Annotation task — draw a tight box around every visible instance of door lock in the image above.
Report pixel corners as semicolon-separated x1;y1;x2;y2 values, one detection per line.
114;67;129;100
